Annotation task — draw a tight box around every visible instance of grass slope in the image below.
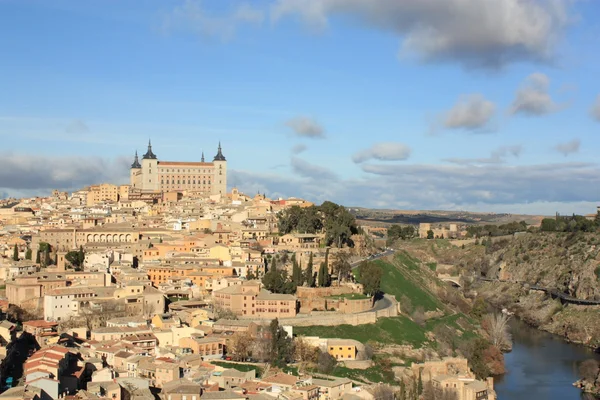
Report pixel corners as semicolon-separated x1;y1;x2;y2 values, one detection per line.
295;315;428;347
375;257;442;312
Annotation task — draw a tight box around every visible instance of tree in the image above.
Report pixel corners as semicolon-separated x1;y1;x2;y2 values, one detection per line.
214;306;238;320
66;251;83;268
247;270;257;280
482;313;512;351
42;247;50;267
305;253;315;287
12;244;18;261
317;351;337;374
35;250;40;264
333;251;352;282
262;267;295;294
578;359;599;382
230;332;253;361
417;370;423;395
294;337;319;368
371;384;395;400
426;230;434;240
318;262;330;287
25;248;32;260
291;254;303;287
358;261;383;296
269;319;293;368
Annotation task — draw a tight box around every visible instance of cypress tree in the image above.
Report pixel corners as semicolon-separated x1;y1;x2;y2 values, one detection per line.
78;245;85;266
12;244;18;261
25;248;32;260
35;250;40;264
305;253;314;287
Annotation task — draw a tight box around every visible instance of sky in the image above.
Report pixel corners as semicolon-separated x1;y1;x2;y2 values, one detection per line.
0;0;599;215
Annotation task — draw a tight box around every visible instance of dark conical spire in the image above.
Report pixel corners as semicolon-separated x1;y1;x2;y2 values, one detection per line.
213;141;226;161
131;150;141;168
201;151;205;163
143;139;157;159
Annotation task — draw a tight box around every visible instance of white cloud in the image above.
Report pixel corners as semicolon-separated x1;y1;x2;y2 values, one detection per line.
511;73;560;116
285;116;325;138
555;138;580;156
291;143;307;154
443;94;496;131
163;0;264;40
229;161;600;214
352;142;411;163
271;0;571;69
290;156;337;180
444;145;522;165
590;95;600;122
0;153;129;194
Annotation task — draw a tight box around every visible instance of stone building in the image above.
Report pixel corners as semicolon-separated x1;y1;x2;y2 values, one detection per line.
129;140;227;195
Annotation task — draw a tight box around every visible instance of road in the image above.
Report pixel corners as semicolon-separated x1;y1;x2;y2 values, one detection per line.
350;249;395;270
348;249;395;313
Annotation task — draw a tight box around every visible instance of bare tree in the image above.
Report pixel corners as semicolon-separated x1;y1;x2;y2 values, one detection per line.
230;332;253;361
482;313;512;351
412;306;426;327
370;384;395;400
294;337;319;367
579;359;600;382
214;306;238;320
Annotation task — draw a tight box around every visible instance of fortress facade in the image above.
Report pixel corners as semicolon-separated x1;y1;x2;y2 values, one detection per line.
129;141;227;195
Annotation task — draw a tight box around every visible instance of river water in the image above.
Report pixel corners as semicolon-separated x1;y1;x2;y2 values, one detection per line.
494;318;600;400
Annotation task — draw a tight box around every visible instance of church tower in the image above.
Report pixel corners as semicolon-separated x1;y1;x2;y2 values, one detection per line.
130;150;142;189
141;140;159;191
212;142;227;195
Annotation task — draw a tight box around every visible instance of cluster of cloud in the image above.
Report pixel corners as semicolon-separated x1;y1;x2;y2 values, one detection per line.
165;0;572;69
591;95;600;122
443;94;496;131
285;116;325;138
0;153;129;196
270;0;571;69
511;73;560;116
230;160;599;214
163;0;264;40
444;145;522;165
555;138;580;156
352;142;411;163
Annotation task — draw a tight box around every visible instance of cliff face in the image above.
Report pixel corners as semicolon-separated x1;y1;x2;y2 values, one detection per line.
475;232;600;348
397;233;600;348
487;233;600;300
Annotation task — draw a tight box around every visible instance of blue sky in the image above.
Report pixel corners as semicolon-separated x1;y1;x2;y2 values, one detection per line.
1;0;599;214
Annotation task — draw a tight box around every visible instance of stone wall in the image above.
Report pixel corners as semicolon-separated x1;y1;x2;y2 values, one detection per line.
296;286;355;298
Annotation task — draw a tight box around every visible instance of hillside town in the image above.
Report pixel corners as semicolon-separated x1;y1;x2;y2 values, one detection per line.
0;144;497;400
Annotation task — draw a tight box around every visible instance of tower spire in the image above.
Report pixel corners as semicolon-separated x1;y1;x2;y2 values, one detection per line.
143;139;157;159
213;141;226;161
131;150;141;168
201;151;205;163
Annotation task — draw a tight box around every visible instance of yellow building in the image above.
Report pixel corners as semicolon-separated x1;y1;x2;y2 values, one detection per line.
129;141;227;195
327;339;357;361
86;183;119;206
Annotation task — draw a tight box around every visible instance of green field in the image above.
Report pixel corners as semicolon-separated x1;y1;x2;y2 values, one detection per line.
295;315;428;347
328;365;396;385
375;258;442;311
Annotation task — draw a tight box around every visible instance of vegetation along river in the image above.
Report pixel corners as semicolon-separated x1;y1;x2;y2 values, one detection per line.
494;318;600;399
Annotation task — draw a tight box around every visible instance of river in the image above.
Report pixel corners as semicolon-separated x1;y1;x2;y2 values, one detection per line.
494;318;600;399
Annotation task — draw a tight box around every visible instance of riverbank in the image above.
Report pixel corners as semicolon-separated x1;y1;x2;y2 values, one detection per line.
494;318;600;400
477;280;600;351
